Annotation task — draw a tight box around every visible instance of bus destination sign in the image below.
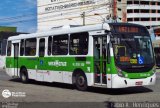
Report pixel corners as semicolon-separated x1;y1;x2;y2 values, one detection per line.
117;26;139;33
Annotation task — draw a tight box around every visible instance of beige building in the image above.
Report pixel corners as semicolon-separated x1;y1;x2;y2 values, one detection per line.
37;0;112;31
37;0;160;30
115;0;160;29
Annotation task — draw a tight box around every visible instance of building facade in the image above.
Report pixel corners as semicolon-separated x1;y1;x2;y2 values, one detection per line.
37;0;160;30
37;0;112;31
116;0;160;29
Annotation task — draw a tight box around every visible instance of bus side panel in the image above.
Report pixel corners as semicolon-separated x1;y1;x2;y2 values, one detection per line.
42;56;94;85
106;47;117;88
27;69;37;80
62;71;72;84
5;57;16;77
6;57;12;76
18;57;38;80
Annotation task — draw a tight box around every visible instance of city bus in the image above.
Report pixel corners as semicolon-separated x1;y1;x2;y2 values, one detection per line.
5;23;156;91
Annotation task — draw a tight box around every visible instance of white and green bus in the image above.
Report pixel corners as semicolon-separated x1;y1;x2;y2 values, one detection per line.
6;23;156;90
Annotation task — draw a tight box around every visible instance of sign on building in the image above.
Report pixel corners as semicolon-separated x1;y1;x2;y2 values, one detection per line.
38;0;111;30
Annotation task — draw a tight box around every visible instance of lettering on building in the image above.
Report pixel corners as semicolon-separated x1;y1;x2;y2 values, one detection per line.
45;1;95;12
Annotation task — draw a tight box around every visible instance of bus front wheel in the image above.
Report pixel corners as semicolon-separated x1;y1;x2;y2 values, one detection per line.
20;68;29;83
75;72;87;91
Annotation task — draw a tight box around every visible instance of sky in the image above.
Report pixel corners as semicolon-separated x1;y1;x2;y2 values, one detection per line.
0;0;37;33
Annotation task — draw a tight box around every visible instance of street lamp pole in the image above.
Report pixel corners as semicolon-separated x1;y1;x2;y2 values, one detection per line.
81;12;85;26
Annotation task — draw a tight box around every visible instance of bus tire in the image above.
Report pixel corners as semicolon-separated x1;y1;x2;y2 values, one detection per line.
20;68;29;83
75;72;88;91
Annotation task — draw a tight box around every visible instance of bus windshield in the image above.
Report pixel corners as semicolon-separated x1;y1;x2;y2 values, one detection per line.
111;34;154;67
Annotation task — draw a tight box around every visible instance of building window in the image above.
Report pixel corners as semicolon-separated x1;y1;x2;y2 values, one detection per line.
151;2;156;5
134;1;139;4
52;35;68;55
152;10;156;13
70;32;89;55
141;18;150;21
134;18;139;21
127;1;132;5
141;9;149;13
158;10;160;13
140;1;149;5
117;0;121;2
134;9;139;13
158;18;160;21
127;18;133;21
127;9;133;13
25;38;36;56
118;8;121;11
152;18;156;21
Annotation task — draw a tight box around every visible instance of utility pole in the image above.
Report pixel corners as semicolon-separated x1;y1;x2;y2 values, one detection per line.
81;12;85;26
108;0;112;22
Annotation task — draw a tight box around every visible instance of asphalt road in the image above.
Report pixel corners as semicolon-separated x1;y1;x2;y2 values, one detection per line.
0;69;160;108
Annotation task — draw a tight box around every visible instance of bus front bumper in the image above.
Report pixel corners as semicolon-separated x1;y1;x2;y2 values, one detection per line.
111;73;156;88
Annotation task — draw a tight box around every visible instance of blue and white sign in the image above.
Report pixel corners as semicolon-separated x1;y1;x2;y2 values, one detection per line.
40;60;44;65
138;57;144;64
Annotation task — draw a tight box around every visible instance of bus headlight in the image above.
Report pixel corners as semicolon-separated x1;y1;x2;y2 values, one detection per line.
116;67;124;77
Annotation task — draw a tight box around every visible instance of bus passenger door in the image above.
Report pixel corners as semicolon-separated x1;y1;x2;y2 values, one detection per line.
93;36;107;85
37;38;45;81
13;42;19;77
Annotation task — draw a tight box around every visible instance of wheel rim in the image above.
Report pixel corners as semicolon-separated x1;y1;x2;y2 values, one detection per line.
22;73;26;81
77;76;85;86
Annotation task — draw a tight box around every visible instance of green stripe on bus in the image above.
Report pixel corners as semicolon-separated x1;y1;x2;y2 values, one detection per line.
6;56;153;79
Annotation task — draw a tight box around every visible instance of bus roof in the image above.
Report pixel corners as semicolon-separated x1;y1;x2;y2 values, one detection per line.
8;23;110;41
109;22;147;28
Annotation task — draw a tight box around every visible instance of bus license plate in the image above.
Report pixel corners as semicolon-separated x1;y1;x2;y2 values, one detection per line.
135;81;143;86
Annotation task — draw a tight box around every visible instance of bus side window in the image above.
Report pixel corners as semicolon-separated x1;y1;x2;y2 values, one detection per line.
7;41;11;56
39;38;45;57
52;35;68;55
20;39;25;56
48;36;52;56
25;38;36;56
70;32;89;55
